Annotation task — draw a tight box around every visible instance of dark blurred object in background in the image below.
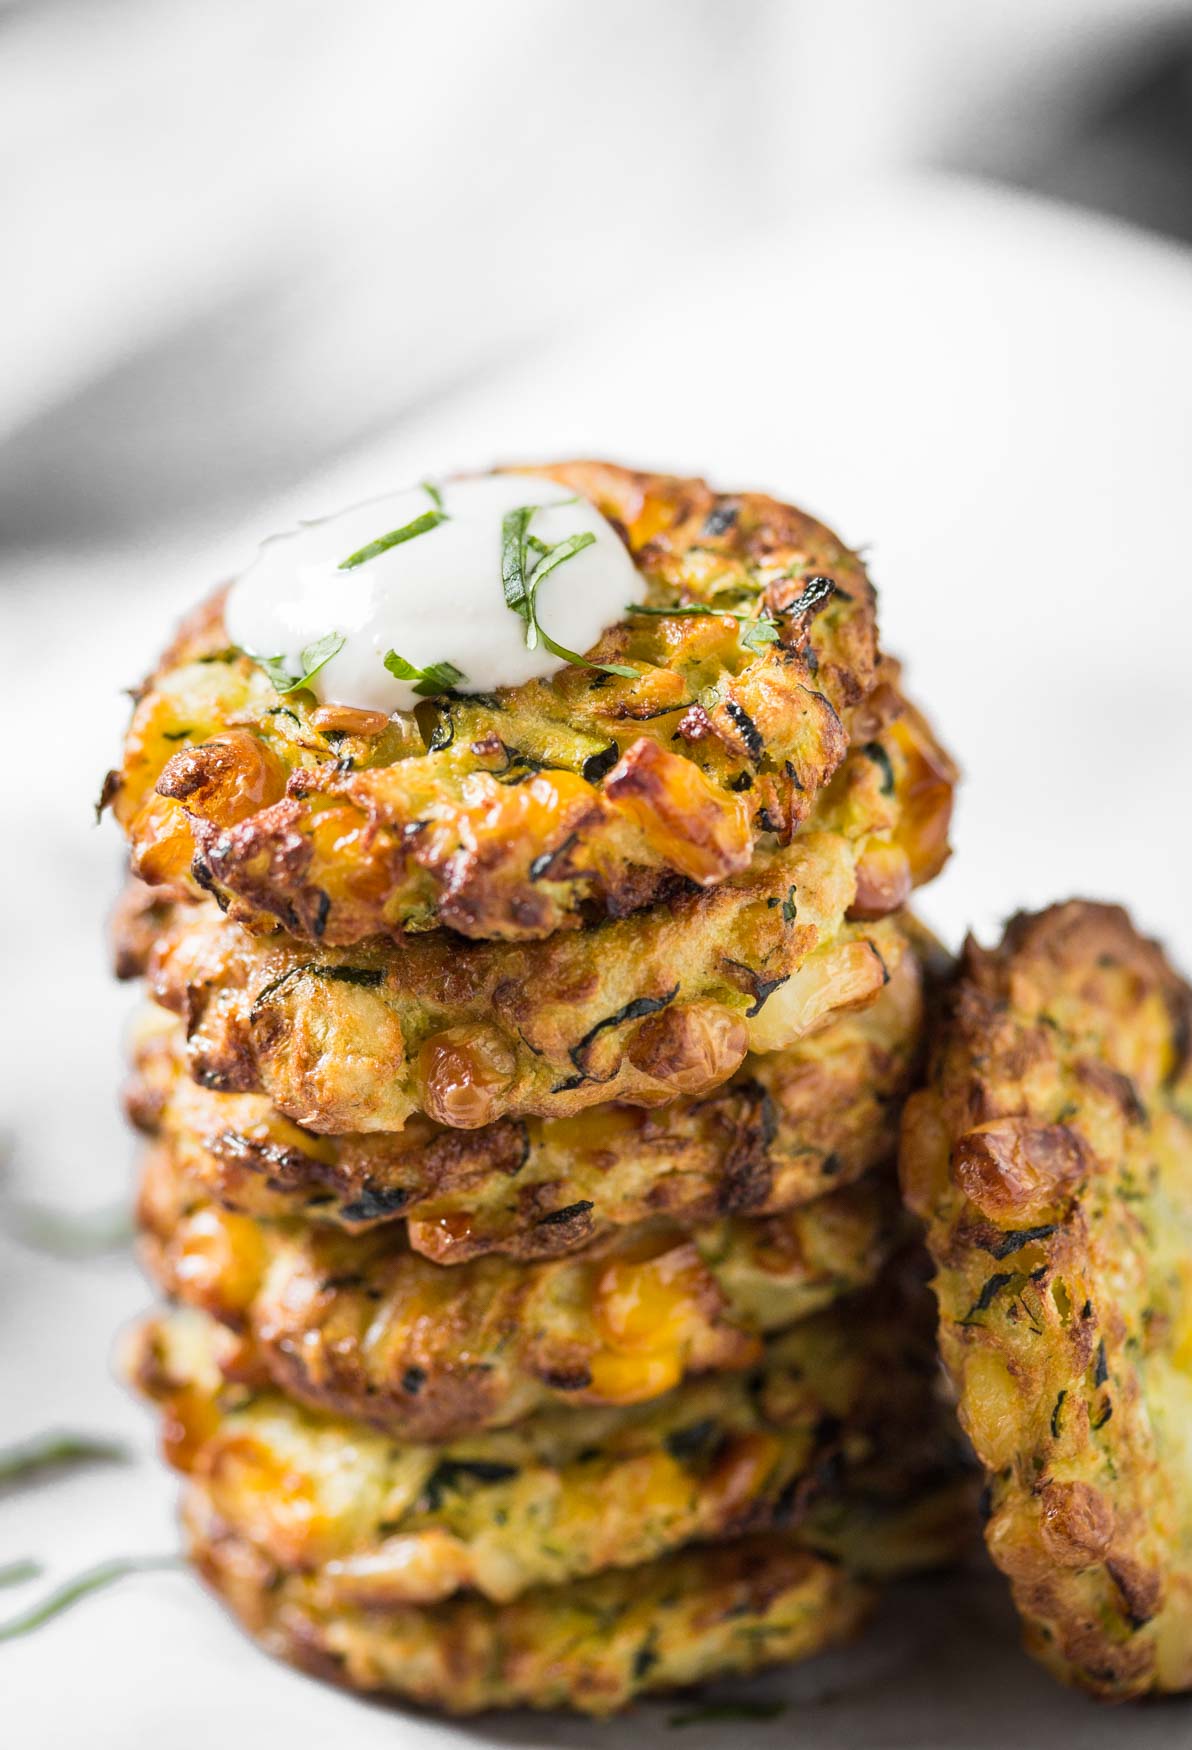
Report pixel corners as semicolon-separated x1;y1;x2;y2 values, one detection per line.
972;20;1192;241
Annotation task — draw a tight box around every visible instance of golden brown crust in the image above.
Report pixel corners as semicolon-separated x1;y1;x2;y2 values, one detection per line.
900;901;1192;1699
137;1141;901;1439
105;466;954;947
125;1290;955;1607
112;831;913;1135
184;1496;872;1716
123;926;928;1259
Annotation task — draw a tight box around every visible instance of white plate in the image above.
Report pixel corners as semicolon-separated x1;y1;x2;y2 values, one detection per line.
4;175;1192;1746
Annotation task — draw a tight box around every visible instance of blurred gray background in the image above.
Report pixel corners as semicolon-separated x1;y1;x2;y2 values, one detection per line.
2;0;1190;549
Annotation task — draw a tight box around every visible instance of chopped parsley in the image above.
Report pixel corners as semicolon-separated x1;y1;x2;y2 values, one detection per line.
502;505;638;679
382;650;467;697
338;482;448;569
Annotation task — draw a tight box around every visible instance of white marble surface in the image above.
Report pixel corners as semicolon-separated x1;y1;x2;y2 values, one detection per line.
3;176;1192;1745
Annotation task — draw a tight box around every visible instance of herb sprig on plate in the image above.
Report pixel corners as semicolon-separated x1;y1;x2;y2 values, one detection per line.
0;1555;182;1642
0;1432;129;1487
502;505;638;680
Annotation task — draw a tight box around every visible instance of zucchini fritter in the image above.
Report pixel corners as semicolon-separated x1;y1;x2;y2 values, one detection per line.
127;1285;958;1605
185;1499;871;1716
138;1143;900;1437
901;902;1192;1699
105;465;949;947
113;837;913;1135
123;928;928;1259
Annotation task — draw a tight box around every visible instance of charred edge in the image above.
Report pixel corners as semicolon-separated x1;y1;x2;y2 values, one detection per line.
614;699;695;722
783;759;805;793
1165;990;1192;1090
529;832;580;883
756;807;783;834
539;1365;594;1393
788;574;841;616
632;1638;660;1681
722;957;790;1019
745;975;789;1017
1050;1389;1066;1439
312;891;331;939
427;708;455;752
728;772;754;792
1093;1339;1109;1387
664;1418;721;1463
861;741;896;796
702;505;738;537
567;985;681;1076
961;1272;1014;1323
534;1200;595;1228
96;769;121;820
582;742;620;784
1091;1401;1113;1431
493;745;568;784
249;961;383;1021
401;1365;426;1395
339;1184;412;1223
979;1223;1059;1260
865;937;891;985
420;1459;519;1512
724;699;764;764
310;965;385;988
215;1128;314;1176
1106;1561;1157;1632
249;966;306;1021
190;854;218;898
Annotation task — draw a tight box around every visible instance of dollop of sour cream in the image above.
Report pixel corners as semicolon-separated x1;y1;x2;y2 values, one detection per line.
225;472;641;715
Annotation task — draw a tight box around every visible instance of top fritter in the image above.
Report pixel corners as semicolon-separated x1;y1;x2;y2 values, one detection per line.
104;463;891;946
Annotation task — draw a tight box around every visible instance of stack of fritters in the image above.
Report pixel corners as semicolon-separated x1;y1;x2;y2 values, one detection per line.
107;464;971;1715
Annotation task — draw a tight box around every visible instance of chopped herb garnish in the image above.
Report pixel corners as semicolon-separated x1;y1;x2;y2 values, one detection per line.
0;1432;130;1487
339;483;448;569
625;602;730;618
382;651;467;697
740;614;781;653
253;631;346;696
626;599;781;656
502;505;638;680
0;1555;182;1642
